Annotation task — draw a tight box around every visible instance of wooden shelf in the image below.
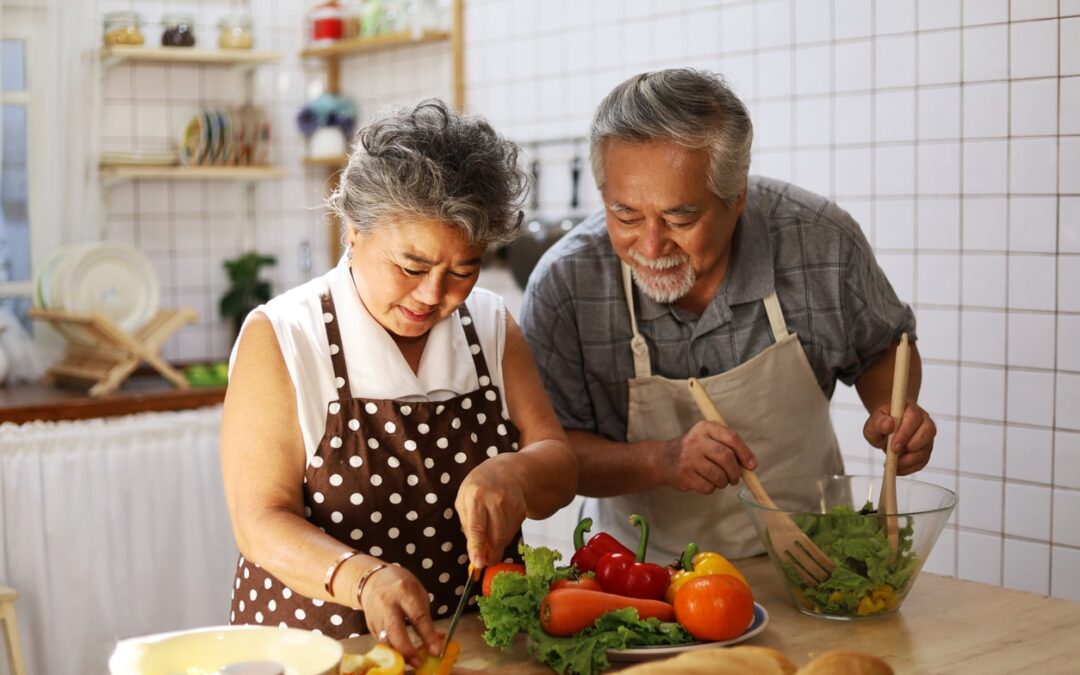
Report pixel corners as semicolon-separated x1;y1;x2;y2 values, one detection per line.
101;45;283;68
300;30;451;59
100;164;287;184
303;155;348;168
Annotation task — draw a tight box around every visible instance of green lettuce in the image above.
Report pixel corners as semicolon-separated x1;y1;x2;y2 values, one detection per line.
477;544;692;675
780;503;918;615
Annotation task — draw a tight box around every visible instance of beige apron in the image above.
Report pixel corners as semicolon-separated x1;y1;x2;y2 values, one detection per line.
581;263;843;562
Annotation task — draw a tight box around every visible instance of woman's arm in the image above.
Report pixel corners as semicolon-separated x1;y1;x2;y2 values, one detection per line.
455;313;579;567
221;314;441;662
222;313;368;603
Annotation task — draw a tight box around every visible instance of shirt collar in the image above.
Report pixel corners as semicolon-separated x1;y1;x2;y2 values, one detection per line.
634;199;775;322
328;257;472;398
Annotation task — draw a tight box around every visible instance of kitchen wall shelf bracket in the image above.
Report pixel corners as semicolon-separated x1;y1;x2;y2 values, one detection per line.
27;307;198;397
100;45;283;72
98;164;288;188
302;156;348;168
299;29;451;59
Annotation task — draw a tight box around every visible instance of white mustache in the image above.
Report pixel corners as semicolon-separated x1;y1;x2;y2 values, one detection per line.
627;249;690;270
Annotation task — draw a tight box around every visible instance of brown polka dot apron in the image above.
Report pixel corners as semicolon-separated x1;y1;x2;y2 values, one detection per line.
230;289;523;638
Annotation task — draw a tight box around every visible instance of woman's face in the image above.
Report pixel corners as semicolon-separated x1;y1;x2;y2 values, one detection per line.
348;217;486;340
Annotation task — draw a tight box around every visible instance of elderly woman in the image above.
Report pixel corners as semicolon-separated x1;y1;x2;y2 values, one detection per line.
221;99;578;663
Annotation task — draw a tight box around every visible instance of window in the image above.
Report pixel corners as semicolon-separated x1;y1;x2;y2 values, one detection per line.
1;33;34;330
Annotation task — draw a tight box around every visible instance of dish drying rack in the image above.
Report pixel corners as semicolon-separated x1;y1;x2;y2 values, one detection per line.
28;307;197;397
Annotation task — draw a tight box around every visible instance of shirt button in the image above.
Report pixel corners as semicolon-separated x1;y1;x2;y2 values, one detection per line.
698;366;708;377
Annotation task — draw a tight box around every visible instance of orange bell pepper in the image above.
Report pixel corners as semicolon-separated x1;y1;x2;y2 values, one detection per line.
339;643;404;675
416;639;460;675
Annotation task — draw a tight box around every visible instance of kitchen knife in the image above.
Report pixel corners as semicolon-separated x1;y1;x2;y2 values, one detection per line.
439;563;482;658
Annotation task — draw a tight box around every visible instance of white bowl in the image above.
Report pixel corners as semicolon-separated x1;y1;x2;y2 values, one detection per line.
108;625;343;675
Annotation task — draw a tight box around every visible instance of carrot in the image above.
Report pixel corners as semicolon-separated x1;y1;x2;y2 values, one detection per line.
539;588;676;636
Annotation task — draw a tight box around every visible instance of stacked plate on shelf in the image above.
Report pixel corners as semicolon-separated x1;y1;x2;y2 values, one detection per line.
34;242;161;336
178;105;271;166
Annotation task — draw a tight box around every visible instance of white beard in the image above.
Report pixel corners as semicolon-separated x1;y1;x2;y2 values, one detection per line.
627;249;696;304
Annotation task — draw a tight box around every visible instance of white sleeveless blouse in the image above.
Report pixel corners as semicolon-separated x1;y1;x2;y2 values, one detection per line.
230;258;509;461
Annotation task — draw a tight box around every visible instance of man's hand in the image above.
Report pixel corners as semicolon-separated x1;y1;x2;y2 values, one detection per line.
863;400;936;474
659;420;758;494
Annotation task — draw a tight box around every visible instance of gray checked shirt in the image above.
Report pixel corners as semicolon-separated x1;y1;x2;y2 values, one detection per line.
519;175;916;443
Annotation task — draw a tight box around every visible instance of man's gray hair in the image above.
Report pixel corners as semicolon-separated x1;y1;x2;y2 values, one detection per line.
589;69;753;203
329;99;528;247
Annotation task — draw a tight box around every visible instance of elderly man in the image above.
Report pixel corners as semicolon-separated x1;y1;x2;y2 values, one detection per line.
520;69;936;561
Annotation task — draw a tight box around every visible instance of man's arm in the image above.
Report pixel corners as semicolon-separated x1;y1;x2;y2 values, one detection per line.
855;339;923;412
855;339;936;475
569;425;757;497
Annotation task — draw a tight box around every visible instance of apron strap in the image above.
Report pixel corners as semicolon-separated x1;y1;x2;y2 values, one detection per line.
455;303;492;383
320;286;353;400
762;291;789;341
621;262;653;378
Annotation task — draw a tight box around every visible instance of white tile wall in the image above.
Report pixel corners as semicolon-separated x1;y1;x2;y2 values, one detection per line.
82;0;1080;600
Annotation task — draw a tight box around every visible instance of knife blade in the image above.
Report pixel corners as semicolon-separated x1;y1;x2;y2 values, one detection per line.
440;563;482;658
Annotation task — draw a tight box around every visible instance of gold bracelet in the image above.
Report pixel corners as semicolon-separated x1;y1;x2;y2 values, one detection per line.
355;562;389;610
323;549;359;595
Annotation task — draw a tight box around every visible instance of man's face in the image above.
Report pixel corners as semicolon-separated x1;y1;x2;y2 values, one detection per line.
600;139;745;306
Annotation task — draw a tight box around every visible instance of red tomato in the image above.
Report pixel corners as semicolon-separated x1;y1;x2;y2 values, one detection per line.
551;577;603;592
481;562;526;597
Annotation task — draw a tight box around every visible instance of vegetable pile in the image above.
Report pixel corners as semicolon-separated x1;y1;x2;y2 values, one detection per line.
781;503;918;616
478;544;692;675
477;515;756;675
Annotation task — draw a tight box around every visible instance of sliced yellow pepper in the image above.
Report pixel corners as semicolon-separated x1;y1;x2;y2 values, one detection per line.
665;543;749;603
340;643;404;675
416;639;460;675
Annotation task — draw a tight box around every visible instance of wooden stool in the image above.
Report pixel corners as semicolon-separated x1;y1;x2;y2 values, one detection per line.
0;586;26;675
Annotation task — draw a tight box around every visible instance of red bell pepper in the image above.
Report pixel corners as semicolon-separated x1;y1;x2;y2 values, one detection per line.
594;515;670;600
569;517;633;574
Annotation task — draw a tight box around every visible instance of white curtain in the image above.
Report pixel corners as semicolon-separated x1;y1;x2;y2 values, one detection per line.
0;406;238;675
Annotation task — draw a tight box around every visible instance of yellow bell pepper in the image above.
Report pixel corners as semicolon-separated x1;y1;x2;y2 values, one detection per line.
339;643;404;675
416;639;460;675
665;543;749;603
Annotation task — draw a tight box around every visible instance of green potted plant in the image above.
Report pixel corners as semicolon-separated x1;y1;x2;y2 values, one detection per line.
219;251;277;340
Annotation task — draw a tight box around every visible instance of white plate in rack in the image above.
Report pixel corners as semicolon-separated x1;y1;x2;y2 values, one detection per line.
54;242;160;334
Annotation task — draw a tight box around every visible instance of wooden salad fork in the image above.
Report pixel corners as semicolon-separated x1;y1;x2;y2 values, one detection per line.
687;378;835;587
878;333;912;556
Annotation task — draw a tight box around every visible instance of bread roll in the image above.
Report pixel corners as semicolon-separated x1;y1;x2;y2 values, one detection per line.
618;645;797;675
796;649;895;675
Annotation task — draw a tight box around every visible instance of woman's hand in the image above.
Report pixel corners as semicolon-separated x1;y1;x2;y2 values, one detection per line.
456;456;528;568
863;399;936;474
358;564;441;668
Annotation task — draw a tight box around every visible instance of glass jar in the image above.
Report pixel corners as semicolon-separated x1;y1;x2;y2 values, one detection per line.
218;14;254;49
341;1;363;40
161;13;197;47
103;11;145;47
308;2;344;47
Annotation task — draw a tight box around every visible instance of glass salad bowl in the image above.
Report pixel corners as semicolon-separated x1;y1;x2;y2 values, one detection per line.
739;474;956;620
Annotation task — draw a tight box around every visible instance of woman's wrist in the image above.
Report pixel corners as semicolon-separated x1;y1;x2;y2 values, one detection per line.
354;561;389;610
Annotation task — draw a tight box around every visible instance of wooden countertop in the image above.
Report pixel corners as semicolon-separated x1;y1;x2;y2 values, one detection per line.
341;555;1080;674
0;377;225;424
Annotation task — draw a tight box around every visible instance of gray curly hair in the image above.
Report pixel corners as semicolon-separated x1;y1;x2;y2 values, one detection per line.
589;69;753;204
328;99;528;248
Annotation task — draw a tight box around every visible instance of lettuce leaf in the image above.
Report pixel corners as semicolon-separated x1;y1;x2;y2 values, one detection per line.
782;502;918;614
477;543;692;674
